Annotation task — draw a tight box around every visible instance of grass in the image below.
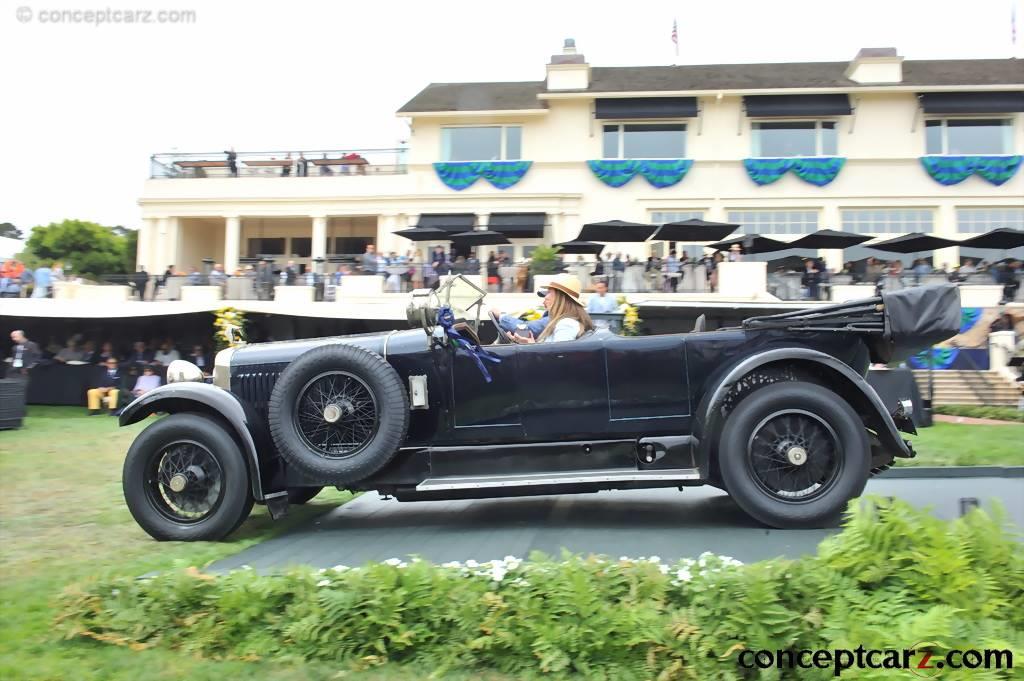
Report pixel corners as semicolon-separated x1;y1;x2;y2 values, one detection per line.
0;407;1019;679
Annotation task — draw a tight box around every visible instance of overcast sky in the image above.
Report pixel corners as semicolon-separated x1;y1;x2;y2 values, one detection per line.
3;0;1021;235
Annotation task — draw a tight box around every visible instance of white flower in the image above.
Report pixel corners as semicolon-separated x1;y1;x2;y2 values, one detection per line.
675;568;693;582
317;579;330;587
111;589;120;596
618;556;630;562
317;568;327;574
658;564;670;574
241;565;252;570
465;559;478;568
331;565;350;572
648;556;661;563
490;565;507;582
382;558;402;567
441;561;461;569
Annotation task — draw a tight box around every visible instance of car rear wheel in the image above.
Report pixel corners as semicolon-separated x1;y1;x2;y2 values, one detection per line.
268;344;408;484
718;381;869;529
123;413;253;541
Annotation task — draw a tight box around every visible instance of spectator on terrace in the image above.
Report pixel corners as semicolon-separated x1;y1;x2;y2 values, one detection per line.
54;338;89;363
188;345;211;374
153;341;180;366
801;259;822;300
225;147;237;176
8;330;40;376
186;266;202;285
95;341;118;364
87;357;123;415
282;152;293;177
959;259;977;276
132;365;162;397
132;266;149;300
126;341;154;367
31;263;52;298
361;244;378;275
319;153;333;175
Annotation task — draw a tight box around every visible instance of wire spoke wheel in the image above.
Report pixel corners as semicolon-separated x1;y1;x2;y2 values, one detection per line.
145;440;224;523
294;371;379;459
747;409;842;502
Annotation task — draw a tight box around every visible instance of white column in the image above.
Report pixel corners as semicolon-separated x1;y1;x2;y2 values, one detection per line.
224;215;241;274
820;205;843;272
158;217;180;271
311;214;327;261
475;211;489;278
138;218;155;272
934;204;958;271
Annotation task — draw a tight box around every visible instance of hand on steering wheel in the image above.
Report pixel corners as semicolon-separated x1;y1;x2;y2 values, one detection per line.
488;308;514;345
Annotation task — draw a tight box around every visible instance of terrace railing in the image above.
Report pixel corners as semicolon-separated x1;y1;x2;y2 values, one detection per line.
150;148;408;179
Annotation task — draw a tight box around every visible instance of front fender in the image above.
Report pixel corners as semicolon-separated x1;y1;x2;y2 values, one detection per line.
695;347;913;475
119;382;266;500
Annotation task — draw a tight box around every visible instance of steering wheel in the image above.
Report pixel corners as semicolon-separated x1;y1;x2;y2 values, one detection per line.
488;309;514;345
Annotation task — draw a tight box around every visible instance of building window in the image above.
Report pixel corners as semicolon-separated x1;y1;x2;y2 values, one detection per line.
441;126;522;162
751;121;837;157
333;237;374;255
247;238;285;257
290;237;312;258
602;123;686;158
925;119;1012;155
726;210;818;235
956;207;1024;233
840;208;934;235
649;211;704;258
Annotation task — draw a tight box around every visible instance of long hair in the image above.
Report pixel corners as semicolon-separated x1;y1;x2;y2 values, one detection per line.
537;288;595;341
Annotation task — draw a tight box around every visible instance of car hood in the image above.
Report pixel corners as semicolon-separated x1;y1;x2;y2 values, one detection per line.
230;330;403;367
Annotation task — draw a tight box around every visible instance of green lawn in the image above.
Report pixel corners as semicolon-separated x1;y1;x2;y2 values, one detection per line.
0;406;1019;680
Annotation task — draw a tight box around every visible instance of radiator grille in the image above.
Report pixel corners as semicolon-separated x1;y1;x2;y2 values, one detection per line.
231;364;287;416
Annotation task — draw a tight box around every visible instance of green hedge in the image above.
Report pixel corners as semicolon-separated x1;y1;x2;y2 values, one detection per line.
933;405;1024;423
56;498;1023;679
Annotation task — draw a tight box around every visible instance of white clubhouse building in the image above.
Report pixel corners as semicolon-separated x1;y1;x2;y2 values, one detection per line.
136;42;1023;276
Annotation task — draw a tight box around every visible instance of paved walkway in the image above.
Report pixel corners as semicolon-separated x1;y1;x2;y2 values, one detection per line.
934;414;1022;426
210;475;1023;573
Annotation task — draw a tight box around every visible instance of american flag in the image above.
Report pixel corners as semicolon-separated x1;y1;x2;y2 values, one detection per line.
671;18;678;56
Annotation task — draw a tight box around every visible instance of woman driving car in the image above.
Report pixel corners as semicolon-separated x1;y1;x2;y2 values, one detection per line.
513;274;594;344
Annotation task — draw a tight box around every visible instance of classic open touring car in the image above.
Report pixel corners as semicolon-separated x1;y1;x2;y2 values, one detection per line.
119;278;961;541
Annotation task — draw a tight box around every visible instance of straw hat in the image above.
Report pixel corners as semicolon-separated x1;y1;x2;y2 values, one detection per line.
537;273;584;306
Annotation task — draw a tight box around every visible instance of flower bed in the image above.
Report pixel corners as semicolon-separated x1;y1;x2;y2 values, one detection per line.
56;498;1022;679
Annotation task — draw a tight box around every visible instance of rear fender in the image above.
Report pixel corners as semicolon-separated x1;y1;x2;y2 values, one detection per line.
694;348;913;476
119;382;267;500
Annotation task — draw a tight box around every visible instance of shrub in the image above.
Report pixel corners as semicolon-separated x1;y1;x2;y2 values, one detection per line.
56;499;1023;679
933;405;1024;423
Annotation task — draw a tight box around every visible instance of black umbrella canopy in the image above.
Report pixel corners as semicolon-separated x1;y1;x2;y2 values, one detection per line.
577;219;658;242
707;234;790;254
959;228;1024;250
448;230;512;246
394;227;451;242
864;233;959;253
553;240;606;255
791;229;873;250
767;255;812;272
649;219;739;243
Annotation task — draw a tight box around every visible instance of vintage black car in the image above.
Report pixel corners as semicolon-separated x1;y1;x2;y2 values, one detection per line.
120;279;961;541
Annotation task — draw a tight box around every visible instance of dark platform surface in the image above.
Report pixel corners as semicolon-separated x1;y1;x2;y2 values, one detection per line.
210;476;1023;573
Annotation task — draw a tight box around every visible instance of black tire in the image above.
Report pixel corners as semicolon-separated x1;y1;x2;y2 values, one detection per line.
717;381;869;529
287;486;324;505
123;413;253;541
268;344;408;483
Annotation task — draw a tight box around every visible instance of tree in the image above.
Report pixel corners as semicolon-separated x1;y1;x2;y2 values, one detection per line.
0;222;22;239
23;219;132;280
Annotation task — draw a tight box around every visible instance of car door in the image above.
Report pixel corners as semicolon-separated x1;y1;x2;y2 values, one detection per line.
448;343;523;442
516;334;609;440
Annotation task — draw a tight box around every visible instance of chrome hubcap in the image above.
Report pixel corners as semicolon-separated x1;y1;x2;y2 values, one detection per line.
323;403;343;423
169;473;188;492
786;446;808;466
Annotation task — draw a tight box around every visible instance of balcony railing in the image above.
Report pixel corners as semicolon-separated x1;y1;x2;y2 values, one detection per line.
150;148;409;179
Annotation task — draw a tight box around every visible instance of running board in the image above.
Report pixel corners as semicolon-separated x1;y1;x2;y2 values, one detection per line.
416;468;701;492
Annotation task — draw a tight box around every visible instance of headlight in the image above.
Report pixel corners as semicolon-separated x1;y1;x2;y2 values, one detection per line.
212;347;236;389
166;359;204;384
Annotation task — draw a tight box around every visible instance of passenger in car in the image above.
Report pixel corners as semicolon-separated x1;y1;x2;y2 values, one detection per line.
514;274;594;344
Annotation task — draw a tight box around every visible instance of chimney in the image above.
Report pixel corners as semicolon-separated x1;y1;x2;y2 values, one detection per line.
845;47;903;84
546;38;590;91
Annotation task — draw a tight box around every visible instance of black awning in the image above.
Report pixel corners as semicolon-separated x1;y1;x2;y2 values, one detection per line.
919;91;1024;114
415;213;476;232
744;94;852;117
595;97;698;119
486;212;546;238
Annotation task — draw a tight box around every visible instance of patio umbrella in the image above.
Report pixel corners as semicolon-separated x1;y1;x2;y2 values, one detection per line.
767;254;811;271
649;218;738;243
863;233;959;253
448;230;512;246
958;228;1024;250
577;219;658;242
790;229;873;249
707;234;790;254
394;227;451;242
553;240;606;255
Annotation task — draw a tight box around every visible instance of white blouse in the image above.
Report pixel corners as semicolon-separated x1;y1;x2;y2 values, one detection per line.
544;318;581;343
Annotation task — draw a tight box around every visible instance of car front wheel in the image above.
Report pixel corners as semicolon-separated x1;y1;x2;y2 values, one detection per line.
123;413;253;541
717;381;869;529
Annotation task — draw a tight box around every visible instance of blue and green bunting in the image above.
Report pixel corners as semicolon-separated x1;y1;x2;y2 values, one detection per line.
432;161;532;191
908;347;960;370
743;157;846;187
586;159;693;188
959;307;982;334
919;155;1022;186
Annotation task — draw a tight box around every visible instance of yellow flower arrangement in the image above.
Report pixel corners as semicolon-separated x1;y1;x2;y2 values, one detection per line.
213;307;247;350
616;296;642;336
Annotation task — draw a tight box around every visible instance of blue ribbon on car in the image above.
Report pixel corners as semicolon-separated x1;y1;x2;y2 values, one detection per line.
436;305;502;382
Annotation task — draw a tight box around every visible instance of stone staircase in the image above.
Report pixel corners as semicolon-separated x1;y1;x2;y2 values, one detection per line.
912;370;1019;406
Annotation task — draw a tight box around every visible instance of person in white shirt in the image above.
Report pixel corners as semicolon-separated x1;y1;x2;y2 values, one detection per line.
154;341;180;365
513;274;594;344
586;280;618;314
132;365;162;397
